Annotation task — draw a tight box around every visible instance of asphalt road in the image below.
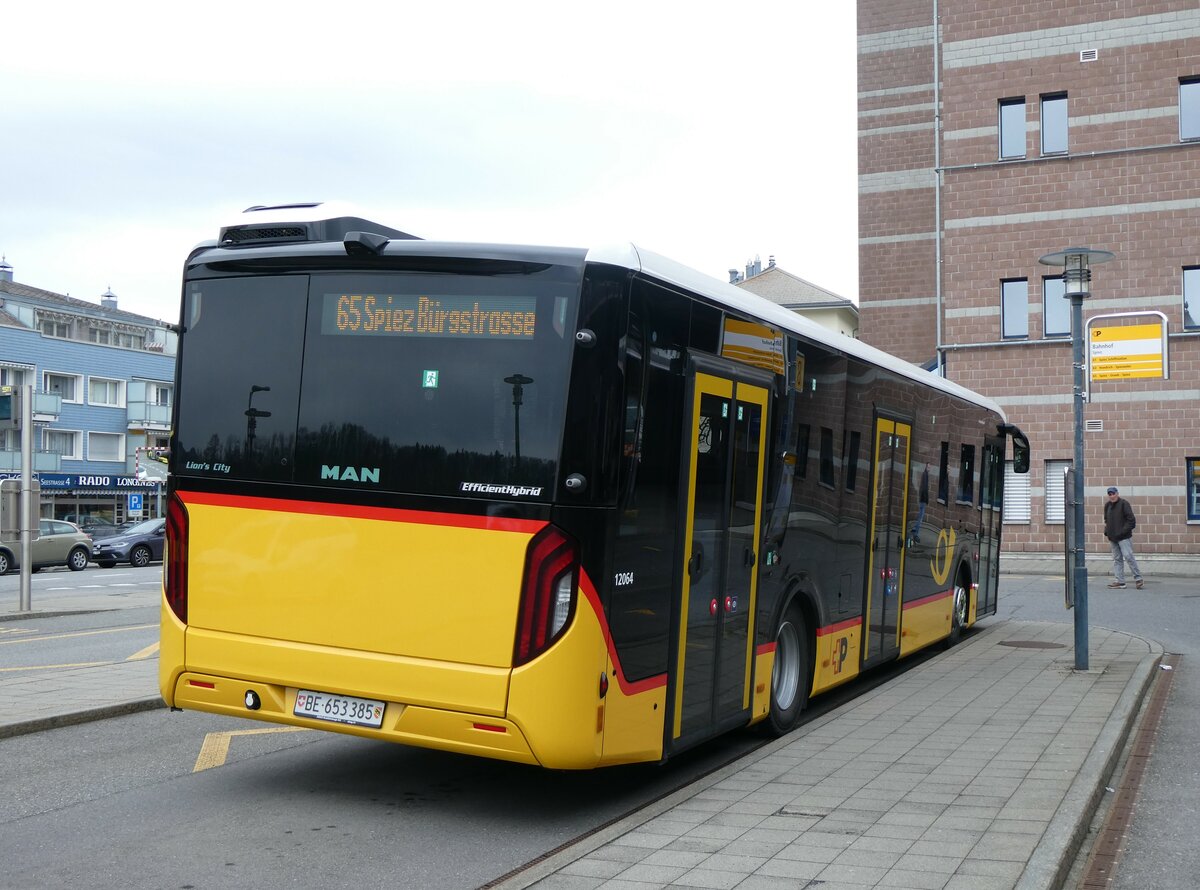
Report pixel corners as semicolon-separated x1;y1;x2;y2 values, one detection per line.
991;571;1199;889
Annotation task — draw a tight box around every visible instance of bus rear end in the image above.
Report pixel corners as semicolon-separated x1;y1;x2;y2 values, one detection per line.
161;212;619;768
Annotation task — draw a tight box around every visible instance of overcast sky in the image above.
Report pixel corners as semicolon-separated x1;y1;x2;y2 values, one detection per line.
0;3;858;323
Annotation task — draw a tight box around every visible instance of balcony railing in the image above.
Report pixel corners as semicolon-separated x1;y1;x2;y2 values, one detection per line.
0;449;63;472
31;390;62;422
127;400;171;430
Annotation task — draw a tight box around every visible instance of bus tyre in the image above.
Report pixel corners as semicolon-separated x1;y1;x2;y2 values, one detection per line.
764;606;809;736
947;578;969;646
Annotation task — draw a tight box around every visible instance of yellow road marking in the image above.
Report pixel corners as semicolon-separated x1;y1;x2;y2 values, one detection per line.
194;727;311;772
126;641;160;661
0;660;109;672
0;624;156;646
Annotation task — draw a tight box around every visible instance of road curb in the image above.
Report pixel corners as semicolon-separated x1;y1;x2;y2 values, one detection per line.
0;697;165;740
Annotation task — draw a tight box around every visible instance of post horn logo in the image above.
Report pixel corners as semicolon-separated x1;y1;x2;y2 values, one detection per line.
931;527;956;586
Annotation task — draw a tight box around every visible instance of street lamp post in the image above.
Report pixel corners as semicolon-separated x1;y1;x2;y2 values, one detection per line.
245;384;272;457
503;374;533;464
1038;247;1114;671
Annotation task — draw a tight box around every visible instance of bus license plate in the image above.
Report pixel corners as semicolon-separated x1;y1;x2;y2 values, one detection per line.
294;689;385;728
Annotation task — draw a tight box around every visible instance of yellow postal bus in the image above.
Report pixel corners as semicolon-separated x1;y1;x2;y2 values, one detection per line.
160;203;1029;768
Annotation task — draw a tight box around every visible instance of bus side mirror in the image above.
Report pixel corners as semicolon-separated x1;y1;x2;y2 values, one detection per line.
1012;433;1030;474
1000;423;1030;473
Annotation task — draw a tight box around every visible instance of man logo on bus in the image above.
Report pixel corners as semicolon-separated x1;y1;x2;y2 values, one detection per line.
321;465;381;484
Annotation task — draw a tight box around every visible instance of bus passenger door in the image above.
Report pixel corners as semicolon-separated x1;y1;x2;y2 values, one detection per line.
976;438;1004;617
864;417;911;666
672;371;768;748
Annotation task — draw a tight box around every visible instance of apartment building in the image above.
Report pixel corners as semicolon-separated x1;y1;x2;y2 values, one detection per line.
0;261;176;524
858;1;1200;562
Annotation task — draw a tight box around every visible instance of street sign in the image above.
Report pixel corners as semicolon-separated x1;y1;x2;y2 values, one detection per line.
128;493;144;514
1086;312;1169;385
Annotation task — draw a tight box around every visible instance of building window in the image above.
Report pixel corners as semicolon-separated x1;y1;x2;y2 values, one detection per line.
795;424;810;479
1002;279;1029;338
88;432;125;462
958;444;976;504
88;328;112;345
0;366;32;388
1041;93;1068;154
1181;78;1200;141
844;430;861;491
40;320;70;338
1188;458;1200;522
1045;459;1071;524
149;383;173;407
88;377;125;408
1185;267;1200;330
999;97;1027;158
937;441;950;504
1044;276;1070;337
819;427;835;487
43;429;82;460
1003;460;1032;524
43;372;82;403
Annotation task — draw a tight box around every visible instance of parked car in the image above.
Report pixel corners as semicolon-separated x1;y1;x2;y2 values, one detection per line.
91;518;166;568
0;519;92;574
62;515;121;538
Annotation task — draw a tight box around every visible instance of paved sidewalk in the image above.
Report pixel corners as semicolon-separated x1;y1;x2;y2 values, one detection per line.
0;582;164;739
500;621;1161;890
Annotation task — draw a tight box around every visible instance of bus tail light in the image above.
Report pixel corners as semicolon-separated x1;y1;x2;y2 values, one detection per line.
513;525;579;666
165;492;189;624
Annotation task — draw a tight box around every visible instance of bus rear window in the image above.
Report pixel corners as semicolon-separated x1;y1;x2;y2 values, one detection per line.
174;269;579;498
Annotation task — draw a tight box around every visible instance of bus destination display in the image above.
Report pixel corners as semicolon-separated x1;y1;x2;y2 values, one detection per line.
323;293;536;339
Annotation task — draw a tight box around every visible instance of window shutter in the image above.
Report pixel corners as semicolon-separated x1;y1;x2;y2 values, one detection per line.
1003;461;1031;524
1045;460;1071;524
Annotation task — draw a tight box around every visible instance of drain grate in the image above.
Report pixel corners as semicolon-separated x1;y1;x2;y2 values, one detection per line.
998;640;1068;649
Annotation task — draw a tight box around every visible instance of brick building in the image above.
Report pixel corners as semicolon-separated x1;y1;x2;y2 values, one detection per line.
857;1;1200;566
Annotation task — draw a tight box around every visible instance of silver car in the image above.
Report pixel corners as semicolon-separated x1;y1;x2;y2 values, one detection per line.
0;519;92;574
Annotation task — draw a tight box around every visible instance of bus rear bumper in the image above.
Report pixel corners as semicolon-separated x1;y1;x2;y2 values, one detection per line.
170;671;540;765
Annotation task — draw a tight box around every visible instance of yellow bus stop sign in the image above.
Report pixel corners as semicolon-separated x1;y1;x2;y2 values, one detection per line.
1089;321;1165;380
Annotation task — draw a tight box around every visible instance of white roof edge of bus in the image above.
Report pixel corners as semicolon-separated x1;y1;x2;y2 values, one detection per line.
585;242;1006;422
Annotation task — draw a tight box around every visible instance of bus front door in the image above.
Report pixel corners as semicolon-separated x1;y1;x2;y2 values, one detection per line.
864;417;912;666
672;371;768;748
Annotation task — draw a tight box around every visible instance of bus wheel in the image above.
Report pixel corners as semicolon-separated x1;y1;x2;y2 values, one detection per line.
764;607;809;736
947;578;970;646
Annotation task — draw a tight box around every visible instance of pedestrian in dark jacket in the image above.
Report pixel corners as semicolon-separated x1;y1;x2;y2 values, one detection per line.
1103;486;1143;589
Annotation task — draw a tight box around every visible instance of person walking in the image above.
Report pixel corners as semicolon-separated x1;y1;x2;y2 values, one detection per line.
1104;486;1143;589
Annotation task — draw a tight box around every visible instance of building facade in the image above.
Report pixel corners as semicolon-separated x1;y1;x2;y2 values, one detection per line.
733;258;861;339
0;262;176;525
858;1;1200;564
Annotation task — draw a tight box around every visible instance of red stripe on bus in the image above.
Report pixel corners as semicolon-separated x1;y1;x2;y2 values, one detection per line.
816;617;862;636
176;490;547;534
902;589;952;611
756;642;775;656
578;570;667;698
